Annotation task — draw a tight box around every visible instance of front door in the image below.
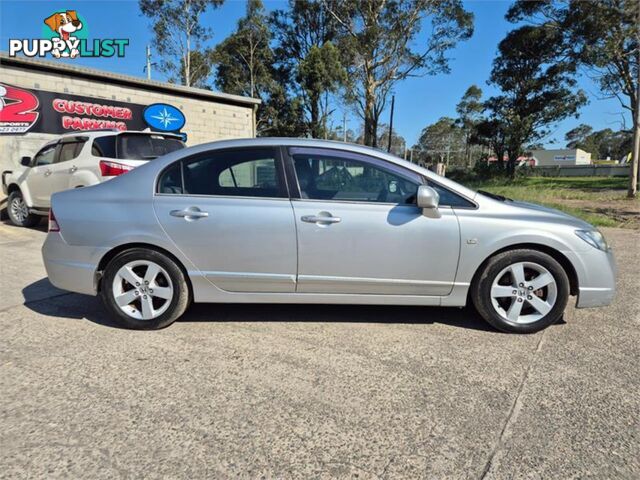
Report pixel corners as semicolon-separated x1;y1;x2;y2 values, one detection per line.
153;147;297;293
287;147;461;296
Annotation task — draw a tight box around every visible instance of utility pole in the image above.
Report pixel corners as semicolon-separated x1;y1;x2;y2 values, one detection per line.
387;95;395;153
145;45;152;80
628;34;640;197
342;112;347;143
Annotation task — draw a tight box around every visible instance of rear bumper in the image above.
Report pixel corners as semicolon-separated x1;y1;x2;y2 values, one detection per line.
41;232;108;296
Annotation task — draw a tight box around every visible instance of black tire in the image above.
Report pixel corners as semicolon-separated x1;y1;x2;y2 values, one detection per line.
100;248;190;330
471;249;570;334
7;190;40;227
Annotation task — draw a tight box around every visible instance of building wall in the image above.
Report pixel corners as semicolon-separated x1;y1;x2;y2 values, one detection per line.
0;62;256;175
531;149;592;166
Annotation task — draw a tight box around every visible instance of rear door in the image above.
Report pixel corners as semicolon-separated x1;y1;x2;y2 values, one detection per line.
286;147;462;296
26;142;58;207
50;137;87;191
153;147;298;293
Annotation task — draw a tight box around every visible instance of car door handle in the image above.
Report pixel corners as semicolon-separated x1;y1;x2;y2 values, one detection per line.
44;169;52;177
301;214;341;224
170;208;209;219
69;165;77;173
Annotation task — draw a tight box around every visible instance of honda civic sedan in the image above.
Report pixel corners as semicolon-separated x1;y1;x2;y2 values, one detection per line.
42;138;616;333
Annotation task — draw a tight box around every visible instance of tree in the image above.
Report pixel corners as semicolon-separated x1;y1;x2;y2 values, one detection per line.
507;0;639;195
488;24;587;176
565;125;633;160
455;85;484;167
325;0;473;147
296;42;347;138
376;124;407;157
271;0;346;138
473;118;508;169
139;0;223;87
213;0;305;136
413;117;465;165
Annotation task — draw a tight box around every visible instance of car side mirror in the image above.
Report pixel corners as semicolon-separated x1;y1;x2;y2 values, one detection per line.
416;185;440;218
417;185;439;209
20;156;32;167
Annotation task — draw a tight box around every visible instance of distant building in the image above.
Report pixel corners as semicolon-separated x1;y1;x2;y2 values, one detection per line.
530;148;592;166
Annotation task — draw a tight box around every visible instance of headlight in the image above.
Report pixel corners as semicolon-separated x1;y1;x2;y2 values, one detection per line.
575;229;609;251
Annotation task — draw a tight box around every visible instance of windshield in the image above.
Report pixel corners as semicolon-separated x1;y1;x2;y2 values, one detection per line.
118;134;185;160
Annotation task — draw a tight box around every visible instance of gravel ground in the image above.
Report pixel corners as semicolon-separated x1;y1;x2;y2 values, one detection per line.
0;221;638;479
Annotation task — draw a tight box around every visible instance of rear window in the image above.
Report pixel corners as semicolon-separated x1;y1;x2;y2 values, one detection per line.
92;134;185;160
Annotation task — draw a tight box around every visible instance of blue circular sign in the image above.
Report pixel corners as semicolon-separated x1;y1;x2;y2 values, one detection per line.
143;103;186;132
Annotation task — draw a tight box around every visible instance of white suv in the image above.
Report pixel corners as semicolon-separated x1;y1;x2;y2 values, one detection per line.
2;130;185;227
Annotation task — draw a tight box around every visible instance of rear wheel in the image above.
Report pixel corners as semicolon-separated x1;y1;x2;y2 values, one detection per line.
100;248;190;329
472;249;569;333
7;190;40;227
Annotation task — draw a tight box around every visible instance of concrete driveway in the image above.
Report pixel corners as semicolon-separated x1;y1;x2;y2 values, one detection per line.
0;221;638;479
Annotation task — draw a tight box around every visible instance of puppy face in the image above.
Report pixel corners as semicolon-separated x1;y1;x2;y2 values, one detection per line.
44;10;82;40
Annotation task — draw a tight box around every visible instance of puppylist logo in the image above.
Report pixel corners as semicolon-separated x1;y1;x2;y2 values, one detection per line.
9;10;129;59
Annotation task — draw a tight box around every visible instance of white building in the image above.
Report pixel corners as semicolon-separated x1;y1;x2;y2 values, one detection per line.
530;148;592;166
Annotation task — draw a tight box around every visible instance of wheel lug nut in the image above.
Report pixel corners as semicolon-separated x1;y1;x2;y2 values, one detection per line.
528;286;533;290
135;282;140;286
145;281;149;285
143;295;147;299
517;298;523;302
149;289;153;293
527;295;532;300
512;290;517;294
134;291;139;295
519;283;524;287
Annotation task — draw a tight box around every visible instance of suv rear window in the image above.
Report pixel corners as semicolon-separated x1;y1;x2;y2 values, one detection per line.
92;133;185;160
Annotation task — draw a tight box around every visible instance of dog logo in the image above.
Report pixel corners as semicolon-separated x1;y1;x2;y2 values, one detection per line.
43;10;83;58
8;10;128;59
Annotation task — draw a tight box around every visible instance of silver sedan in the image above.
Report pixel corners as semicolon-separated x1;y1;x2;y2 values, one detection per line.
42;138;616;332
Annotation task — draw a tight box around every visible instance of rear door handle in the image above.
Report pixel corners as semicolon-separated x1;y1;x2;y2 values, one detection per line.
301;214;341;224
170;207;209;219
69;165;77;173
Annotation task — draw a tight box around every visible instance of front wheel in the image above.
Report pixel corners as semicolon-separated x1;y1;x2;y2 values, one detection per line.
471;249;570;333
7;190;40;227
100;248;190;329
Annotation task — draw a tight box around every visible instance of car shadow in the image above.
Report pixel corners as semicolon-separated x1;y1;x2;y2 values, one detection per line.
1;217;47;232
22;277;496;332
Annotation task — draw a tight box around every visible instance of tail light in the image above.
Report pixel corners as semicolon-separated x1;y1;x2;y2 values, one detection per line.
48;208;60;232
99;160;134;177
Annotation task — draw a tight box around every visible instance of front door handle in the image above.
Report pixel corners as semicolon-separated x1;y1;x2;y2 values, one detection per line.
301;214;341;224
69;165;77;173
44;169;52;177
170;207;209;220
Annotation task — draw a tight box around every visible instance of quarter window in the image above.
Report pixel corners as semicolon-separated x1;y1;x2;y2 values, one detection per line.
291;151;420;204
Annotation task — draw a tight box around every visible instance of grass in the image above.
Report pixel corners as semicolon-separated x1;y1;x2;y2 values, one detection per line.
462;176;638;228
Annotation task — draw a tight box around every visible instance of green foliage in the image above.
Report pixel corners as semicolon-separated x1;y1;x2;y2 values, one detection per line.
565;124;633;160
271;0;346;138
326;0;474;147
213;0;306;136
139;0;223;87
487;22;588;176
413;117;465;165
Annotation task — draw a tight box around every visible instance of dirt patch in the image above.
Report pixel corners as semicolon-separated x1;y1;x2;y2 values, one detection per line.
563;198;640;229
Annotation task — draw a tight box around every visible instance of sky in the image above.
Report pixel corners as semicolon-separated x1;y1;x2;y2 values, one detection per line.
0;0;631;148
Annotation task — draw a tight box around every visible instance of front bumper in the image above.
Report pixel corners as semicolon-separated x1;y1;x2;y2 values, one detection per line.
567;246;617;308
42;232;109;296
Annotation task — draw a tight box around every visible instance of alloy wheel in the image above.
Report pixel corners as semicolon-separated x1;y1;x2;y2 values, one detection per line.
112;260;174;320
490;261;558;324
10;196;29;223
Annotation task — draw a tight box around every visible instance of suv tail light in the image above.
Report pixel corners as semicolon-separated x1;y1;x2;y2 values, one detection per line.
48;208;60;232
99;160;134;177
